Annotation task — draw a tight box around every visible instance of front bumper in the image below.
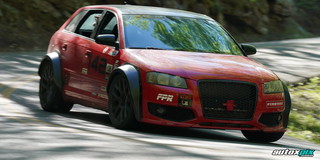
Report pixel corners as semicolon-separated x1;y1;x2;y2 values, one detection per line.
140;78;287;132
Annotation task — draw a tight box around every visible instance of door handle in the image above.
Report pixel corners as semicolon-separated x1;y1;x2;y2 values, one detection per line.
62;43;68;51
85;50;92;58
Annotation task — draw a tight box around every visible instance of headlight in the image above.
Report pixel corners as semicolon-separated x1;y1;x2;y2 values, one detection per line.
147;72;187;89
264;80;284;94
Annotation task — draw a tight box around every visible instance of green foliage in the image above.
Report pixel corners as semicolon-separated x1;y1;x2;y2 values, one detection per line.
295;0;320;12
287;77;320;144
212;3;223;13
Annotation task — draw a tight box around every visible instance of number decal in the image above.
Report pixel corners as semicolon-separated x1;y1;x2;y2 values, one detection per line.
99;58;107;74
91;56;99;71
89;56;107;74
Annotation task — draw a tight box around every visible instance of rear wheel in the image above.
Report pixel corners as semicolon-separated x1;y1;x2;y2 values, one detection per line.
39;61;73;113
241;130;284;142
108;74;137;129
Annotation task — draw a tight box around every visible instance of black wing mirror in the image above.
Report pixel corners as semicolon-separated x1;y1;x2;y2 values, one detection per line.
96;34;119;50
241;44;256;55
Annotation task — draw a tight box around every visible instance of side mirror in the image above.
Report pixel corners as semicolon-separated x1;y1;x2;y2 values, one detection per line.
241;44;256;55
96;34;119;50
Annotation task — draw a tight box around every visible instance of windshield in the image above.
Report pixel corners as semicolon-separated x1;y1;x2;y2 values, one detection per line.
123;15;243;55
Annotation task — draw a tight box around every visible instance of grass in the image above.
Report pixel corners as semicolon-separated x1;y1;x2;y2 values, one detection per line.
286;77;320;144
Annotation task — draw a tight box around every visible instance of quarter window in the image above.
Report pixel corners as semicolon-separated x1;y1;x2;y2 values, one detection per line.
79;13;101;31
65;10;86;32
74;10;103;38
77;13;102;37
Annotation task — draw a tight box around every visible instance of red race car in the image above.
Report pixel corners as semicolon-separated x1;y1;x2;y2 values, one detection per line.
38;5;291;142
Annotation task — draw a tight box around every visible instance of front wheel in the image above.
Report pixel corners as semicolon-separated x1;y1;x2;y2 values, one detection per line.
108;74;137;129
39;61;73;113
241;130;284;143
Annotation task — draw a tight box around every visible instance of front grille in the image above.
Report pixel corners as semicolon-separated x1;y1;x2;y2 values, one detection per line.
198;80;257;120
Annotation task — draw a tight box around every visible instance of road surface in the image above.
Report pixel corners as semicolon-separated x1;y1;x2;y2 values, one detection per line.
249;37;320;83
1;38;320;160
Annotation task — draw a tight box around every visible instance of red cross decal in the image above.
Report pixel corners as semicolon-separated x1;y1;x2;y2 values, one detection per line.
223;100;237;111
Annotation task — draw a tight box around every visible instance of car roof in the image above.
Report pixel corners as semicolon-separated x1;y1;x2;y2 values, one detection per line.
88;5;212;20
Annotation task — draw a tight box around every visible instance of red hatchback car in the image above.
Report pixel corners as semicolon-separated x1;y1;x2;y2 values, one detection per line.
38;5;291;142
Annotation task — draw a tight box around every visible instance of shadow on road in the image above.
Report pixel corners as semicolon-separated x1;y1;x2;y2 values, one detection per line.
0;52;315;151
250;39;320;83
1;51;319;160
62;110;302;149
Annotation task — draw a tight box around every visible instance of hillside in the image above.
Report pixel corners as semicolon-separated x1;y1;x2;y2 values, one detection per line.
0;0;319;51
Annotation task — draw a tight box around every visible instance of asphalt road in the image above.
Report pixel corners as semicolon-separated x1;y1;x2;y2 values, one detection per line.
249;37;320;83
1;38;320;160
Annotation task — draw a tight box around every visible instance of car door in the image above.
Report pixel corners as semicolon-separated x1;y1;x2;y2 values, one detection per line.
70;10;120;110
63;9;107;108
80;11;120;109
60;10;87;92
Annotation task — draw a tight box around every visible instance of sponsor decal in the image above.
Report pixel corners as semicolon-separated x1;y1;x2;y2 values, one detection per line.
98;93;108;99
178;94;193;107
272;148;315;157
102;47;110;54
114;60;119;69
156;93;174;102
81;68;88;75
179;94;192;100
180;100;189;106
101;86;107;92
267;101;284;108
106;64;113;73
108;49;119;56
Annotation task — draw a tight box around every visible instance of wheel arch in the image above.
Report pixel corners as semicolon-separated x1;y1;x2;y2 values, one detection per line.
281;81;291;128
107;64;142;121
38;51;63;91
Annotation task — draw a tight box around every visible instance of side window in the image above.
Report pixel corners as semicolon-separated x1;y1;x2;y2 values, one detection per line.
65;10;86;32
97;12;118;39
75;10;103;38
102;17;117;34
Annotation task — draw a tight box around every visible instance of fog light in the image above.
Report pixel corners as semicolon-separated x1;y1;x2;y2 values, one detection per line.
156;106;166;115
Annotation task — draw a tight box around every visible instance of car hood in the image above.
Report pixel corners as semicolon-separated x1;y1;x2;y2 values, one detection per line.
123;49;279;83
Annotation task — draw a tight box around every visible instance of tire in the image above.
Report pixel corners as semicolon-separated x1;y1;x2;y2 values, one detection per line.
39;61;73;113
108;74;137;129
241;130;284;143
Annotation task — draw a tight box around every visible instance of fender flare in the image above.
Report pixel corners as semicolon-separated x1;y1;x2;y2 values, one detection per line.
107;64;142;121
38;51;63;91
281;81;291;128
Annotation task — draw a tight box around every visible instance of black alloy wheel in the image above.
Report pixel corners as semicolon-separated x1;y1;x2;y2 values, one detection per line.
39;61;73;112
108;74;137;129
